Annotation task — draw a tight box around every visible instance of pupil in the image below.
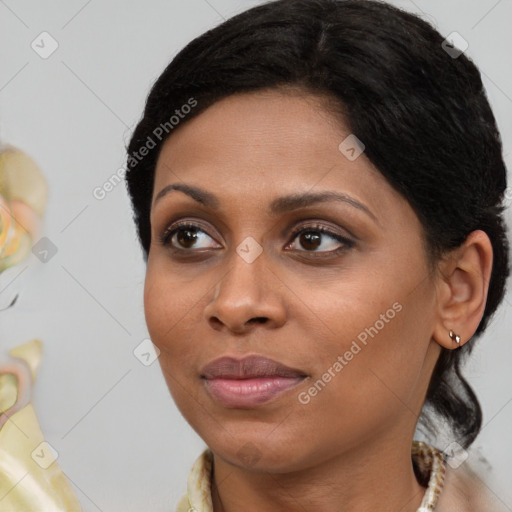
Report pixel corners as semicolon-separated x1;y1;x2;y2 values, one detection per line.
301;231;320;250
178;228;198;248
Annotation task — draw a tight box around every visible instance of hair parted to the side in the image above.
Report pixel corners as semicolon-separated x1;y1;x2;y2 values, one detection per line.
125;0;510;449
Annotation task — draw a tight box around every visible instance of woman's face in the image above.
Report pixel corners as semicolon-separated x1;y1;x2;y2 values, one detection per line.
144;89;442;471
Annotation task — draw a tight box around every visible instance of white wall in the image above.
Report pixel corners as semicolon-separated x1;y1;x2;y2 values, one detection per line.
0;1;510;510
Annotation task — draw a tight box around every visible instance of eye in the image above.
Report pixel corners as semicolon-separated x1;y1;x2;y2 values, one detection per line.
159;220;354;255
285;224;354;254
160;222;221;250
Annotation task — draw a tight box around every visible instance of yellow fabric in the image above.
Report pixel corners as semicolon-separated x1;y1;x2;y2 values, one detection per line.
0;374;18;414
0;340;82;511
0;147;47;216
9;340;42;380
0;146;81;508
0;404;82;511
0;145;47;271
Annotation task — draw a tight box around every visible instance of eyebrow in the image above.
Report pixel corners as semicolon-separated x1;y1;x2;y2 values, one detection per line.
154;183;377;222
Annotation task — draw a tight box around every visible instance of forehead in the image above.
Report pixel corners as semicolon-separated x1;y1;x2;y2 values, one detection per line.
152;89;409;223
156;90;341;172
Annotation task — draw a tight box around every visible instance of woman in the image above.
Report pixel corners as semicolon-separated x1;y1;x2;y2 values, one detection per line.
125;0;510;510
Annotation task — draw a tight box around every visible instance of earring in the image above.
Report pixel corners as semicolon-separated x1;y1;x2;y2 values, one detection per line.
449;330;461;346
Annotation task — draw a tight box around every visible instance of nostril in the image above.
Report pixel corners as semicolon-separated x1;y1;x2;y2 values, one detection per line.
250;317;268;324
209;317;224;329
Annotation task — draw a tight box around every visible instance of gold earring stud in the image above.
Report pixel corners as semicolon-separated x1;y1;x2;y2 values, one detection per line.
449;329;461;346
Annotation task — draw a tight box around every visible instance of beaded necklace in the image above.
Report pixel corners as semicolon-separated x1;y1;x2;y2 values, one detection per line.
413;441;447;511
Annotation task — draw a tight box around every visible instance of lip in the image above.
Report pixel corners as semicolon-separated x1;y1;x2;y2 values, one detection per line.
201;355;307;408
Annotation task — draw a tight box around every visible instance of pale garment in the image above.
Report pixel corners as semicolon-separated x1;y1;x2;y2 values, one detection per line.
0;340;82;511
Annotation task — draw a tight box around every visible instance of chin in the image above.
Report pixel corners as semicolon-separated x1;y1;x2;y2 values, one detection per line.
199;424;313;473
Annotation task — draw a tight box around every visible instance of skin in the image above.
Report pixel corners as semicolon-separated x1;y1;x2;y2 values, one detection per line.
144;88;493;512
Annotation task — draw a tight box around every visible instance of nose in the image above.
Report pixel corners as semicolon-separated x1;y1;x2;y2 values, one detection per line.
203;248;287;334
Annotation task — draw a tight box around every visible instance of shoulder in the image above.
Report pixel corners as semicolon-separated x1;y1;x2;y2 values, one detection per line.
437;462;508;512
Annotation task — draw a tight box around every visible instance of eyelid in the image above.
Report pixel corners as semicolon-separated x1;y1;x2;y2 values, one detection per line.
285;216;355;239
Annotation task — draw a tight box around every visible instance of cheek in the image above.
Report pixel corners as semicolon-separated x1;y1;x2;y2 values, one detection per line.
289;315;417;462
141;253;204;415
144;255;203;338
143;263;205;411
143;257;223;393
143;272;168;350
295;271;402;366
296;263;434;422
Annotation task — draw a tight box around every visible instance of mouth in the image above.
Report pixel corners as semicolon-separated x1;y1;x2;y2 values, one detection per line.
200;355;307;408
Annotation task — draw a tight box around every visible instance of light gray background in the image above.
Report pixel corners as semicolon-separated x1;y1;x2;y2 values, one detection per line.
0;1;511;510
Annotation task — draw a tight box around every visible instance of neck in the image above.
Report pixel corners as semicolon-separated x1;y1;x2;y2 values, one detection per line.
211;432;426;512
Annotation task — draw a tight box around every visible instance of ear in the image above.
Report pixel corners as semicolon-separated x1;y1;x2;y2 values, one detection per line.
432;230;493;349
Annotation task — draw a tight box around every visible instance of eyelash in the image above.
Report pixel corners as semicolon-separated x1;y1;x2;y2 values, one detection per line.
159;221;354;256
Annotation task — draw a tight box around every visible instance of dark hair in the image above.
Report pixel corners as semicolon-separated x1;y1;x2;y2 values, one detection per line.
125;0;509;449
